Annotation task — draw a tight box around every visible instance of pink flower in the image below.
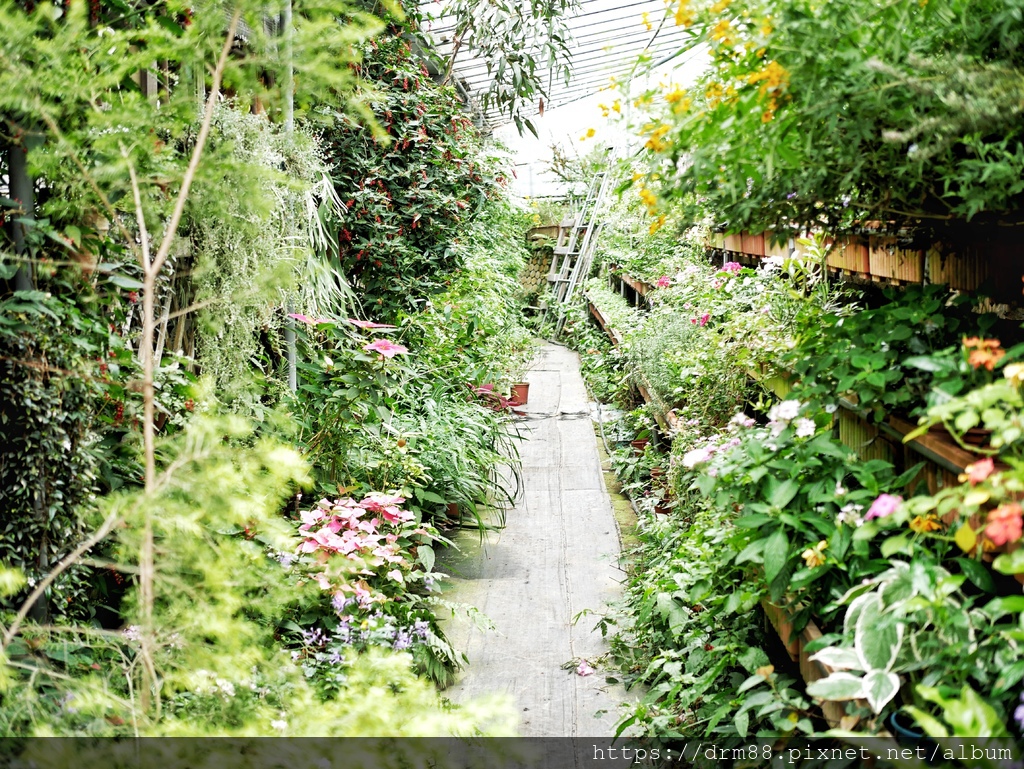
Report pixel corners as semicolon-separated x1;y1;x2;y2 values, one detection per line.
960;458;995;486
361;492;412;523
986;503;1023;546
722;262;742;274
865;494;903;520
288;313;332;325
690;314;710;327
347;318;398;330
386;569;404;582
656;275;672;288
576;659;594;677
711;279;724;289
363;339;409;358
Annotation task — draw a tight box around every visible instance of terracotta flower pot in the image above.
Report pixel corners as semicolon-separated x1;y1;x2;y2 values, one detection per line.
510;382;530;405
630;439;649;456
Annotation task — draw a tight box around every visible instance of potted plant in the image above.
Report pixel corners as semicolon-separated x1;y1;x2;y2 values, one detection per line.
510;381;530;405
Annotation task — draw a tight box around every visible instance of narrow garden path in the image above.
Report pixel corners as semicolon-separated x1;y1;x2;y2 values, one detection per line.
439;342;633;736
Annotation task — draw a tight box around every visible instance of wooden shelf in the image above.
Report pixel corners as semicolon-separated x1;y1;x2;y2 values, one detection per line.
636;381;679;433
619;273;651;297
762;600;866;730
587;301;623;346
838;396;979;474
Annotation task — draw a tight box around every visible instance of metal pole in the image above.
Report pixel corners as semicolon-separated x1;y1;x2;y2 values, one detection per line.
283;0;297;392
8;137;35;292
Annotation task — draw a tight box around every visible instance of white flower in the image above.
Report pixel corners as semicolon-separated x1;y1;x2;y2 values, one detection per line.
682;447;712;468
122;625;142;642
214;679;236;698
794;418;816;438
834;481;847;496
824;403;838;414
769;400;801;422
729;412;755;429
271;719;288;732
836;503;864;527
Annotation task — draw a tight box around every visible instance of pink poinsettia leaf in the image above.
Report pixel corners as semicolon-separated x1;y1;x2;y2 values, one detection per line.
363;339;409;358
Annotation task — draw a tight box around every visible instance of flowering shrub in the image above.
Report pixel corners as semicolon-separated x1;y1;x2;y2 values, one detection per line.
319;29;500;318
285;493;460;689
628;0;1024;233
678;399;921;624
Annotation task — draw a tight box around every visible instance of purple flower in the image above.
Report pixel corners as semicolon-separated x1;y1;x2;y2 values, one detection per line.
1015;700;1024;731
393;630;413;650
413;620;430;639
865;494;903;521
302;627;327;647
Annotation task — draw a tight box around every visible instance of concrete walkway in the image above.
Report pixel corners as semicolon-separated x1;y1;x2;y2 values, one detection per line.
438;343;632;736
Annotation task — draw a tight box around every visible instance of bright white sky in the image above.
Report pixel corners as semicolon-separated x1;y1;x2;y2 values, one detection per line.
493;45;708;200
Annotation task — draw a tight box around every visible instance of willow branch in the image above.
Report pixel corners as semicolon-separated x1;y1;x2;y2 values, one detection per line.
148;7;241;280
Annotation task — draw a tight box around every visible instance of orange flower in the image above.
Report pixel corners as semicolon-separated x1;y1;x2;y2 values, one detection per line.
986;503;1023;546
909;515;942;534
964;337;1005;371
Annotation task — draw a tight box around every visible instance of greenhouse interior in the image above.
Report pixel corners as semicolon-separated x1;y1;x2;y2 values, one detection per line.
2;0;1024;765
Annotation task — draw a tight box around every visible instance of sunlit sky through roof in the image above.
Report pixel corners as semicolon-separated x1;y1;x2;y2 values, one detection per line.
417;0;709;200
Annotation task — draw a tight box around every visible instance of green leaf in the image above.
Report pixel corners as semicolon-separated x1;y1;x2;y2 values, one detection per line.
854;594;902;671
418;544;435;572
806;672;865;701
993;548;1024;575
955;557;994;593
414;489;446;504
762;528;789;584
738;646;770;673
106;274;145;290
769;478;800;508
734;709;749;738
809;647;863;671
862;669;901;713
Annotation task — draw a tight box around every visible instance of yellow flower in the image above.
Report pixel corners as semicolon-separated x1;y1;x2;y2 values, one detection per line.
599;103;610;117
638;187;658;208
642;11;652;30
710;0;731;12
665;87;688;104
710;19;734;46
612;99;621;114
909;515;943;534
801;540;828;568
642;123;671;152
649;215;667;235
674;1;694;26
760;16;773;35
705;81;725;106
746;61;790;94
631;172;645;182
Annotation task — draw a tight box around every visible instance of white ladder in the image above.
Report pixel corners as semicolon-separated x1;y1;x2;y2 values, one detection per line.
544;170;612;330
